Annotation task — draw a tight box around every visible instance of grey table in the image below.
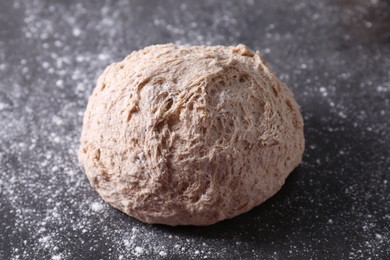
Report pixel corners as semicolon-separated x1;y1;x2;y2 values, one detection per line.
1;0;389;259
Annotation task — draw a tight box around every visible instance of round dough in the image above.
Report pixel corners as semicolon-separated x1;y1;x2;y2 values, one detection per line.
79;44;304;226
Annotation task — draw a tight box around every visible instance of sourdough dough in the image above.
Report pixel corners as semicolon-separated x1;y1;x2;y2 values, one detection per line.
79;44;304;226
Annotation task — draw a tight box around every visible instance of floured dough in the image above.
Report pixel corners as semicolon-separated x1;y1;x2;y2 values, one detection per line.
79;44;304;226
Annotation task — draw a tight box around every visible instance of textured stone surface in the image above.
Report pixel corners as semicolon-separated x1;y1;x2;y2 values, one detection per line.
79;44;304;225
0;0;389;259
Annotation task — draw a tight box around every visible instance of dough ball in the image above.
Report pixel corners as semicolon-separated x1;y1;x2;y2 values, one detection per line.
79;44;304;226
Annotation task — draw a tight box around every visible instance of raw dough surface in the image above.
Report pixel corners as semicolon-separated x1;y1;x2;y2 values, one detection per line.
79;44;304;226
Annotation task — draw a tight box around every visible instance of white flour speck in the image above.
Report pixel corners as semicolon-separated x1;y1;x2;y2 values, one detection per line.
134;246;145;256
56;79;63;87
72;28;81;37
90;202;104;212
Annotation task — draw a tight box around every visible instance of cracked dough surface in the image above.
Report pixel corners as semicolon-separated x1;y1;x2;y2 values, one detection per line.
79;44;305;226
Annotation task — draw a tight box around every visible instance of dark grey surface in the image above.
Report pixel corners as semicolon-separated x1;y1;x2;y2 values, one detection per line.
1;0;390;259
